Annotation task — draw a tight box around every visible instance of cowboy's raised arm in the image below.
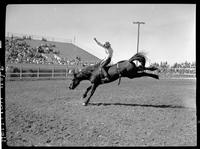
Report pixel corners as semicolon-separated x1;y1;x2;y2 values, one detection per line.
94;38;104;47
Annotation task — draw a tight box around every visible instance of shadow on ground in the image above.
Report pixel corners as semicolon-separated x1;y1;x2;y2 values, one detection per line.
88;102;187;109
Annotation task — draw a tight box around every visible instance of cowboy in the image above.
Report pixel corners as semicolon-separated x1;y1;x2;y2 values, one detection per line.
94;37;113;82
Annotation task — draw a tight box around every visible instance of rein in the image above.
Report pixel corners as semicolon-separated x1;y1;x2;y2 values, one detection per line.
117;63;122;86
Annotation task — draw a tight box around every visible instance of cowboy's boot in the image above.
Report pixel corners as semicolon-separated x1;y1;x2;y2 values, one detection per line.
101;68;109;82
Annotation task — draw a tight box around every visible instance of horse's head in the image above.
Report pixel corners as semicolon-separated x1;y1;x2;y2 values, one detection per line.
69;63;98;89
69;70;81;90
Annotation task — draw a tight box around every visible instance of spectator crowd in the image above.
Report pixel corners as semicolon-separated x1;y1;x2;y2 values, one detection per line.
5;37;86;65
150;61;196;74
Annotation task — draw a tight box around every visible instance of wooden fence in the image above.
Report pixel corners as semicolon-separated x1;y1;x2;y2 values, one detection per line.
5;64;80;81
6;69;71;81
5;64;196;81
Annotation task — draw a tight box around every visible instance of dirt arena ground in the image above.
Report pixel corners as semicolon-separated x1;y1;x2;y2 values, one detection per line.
5;78;196;146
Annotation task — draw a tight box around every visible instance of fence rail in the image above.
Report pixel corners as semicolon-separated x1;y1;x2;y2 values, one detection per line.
5;63;196;81
5;64;76;81
6;72;72;80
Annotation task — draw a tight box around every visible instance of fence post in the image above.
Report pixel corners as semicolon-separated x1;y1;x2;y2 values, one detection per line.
20;65;22;79
37;67;39;78
66;68;68;78
52;67;54;78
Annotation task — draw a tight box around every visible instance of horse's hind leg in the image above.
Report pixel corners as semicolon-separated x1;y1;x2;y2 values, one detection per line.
82;84;98;106
136;72;159;80
144;66;159;71
82;85;92;98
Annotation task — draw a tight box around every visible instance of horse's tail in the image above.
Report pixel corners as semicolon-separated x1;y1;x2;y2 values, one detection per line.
128;52;146;67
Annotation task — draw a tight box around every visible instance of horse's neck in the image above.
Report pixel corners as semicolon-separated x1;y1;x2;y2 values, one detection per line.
77;71;91;81
77;62;101;81
77;64;98;80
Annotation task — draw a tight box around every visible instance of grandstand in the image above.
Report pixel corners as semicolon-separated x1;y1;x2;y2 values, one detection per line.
25;39;100;62
5;32;100;65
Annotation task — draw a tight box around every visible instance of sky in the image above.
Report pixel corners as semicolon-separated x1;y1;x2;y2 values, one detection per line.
6;4;196;65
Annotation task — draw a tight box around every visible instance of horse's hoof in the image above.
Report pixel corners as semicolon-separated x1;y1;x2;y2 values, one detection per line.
82;102;87;106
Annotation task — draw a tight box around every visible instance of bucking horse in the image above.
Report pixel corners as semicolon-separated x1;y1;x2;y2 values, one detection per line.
69;52;159;106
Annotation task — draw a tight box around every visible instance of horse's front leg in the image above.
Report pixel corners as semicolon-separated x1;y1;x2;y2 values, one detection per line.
82;83;98;106
82;85;92;98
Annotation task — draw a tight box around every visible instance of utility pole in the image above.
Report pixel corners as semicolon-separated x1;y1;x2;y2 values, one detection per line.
133;21;145;53
74;36;76;44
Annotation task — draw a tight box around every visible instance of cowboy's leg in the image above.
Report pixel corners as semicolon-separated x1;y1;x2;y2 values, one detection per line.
101;67;108;78
100;57;111;78
101;57;111;67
